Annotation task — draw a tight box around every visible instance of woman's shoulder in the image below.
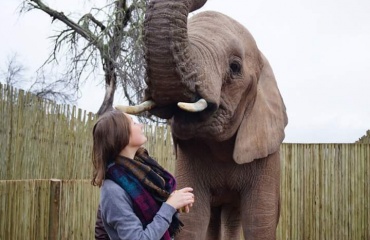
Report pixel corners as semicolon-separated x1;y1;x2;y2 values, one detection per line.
100;179;132;207
101;180;127;197
101;179;120;190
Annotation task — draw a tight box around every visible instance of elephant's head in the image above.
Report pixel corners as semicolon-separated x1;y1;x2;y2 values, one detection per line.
117;0;288;164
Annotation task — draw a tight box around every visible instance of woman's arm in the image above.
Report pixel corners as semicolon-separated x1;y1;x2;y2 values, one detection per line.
100;180;176;240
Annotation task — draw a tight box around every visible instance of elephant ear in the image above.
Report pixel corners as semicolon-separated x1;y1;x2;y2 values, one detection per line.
233;54;288;164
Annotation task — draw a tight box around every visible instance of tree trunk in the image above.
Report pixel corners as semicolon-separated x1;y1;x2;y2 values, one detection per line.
97;60;116;116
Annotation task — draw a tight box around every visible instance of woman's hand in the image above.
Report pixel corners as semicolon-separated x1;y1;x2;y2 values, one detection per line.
166;187;194;213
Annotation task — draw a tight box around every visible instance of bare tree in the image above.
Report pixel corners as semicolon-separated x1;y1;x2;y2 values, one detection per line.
1;53;78;104
1;53;25;86
20;0;149;116
356;130;370;143
29;69;78;104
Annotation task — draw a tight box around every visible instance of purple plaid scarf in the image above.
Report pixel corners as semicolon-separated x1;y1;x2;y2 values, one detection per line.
106;149;183;240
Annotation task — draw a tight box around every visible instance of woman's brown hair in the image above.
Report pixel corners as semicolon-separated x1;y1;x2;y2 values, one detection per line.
91;110;130;187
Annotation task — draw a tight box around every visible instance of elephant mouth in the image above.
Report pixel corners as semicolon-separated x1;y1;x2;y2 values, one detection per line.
170;100;218;139
149;98;217;125
115;99;218;135
116;98;217;121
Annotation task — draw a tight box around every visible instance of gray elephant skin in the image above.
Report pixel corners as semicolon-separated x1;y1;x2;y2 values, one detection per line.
142;0;287;239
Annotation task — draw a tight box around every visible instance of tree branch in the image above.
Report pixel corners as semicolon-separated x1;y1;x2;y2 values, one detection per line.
21;0;150;116
29;0;104;51
79;13;106;31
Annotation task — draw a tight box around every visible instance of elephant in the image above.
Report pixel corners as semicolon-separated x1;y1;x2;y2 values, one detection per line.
117;0;288;239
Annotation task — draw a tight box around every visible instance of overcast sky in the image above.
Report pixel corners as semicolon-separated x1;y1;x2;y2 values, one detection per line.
1;0;369;143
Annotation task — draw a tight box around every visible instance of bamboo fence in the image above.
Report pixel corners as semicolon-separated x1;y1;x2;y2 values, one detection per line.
1;84;369;239
0;179;99;240
0;84;174;180
278;144;370;240
1;145;368;240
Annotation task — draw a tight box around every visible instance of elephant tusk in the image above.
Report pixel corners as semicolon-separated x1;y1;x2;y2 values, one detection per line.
115;100;156;115
177;99;208;112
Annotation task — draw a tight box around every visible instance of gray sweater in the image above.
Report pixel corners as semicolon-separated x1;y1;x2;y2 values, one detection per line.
100;179;177;240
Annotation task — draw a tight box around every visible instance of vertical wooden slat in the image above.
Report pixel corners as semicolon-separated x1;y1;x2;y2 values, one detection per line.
5;86;14;180
314;144;320;240
359;144;363;238
335;144;341;240
366;144;369;239
321;144;326;240
354;144;359;239
350;144;354;239
49;179;61;240
0;84;7;179
329;144;333;238
344;144;349;239
292;143;297;240
306;144;311;240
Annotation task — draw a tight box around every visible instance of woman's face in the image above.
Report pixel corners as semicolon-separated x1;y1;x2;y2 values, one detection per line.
124;113;147;147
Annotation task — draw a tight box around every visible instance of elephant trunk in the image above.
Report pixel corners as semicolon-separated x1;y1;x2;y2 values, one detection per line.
143;0;207;106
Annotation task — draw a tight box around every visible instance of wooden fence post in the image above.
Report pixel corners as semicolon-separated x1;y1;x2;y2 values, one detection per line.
49;179;61;240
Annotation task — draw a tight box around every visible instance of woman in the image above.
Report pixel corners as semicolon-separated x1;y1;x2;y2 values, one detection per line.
92;110;194;240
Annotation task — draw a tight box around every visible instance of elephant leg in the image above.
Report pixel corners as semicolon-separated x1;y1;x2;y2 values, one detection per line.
241;155;280;240
206;203;241;240
220;204;241;239
206;206;221;240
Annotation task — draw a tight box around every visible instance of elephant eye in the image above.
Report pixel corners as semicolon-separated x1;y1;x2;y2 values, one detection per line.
229;61;242;76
